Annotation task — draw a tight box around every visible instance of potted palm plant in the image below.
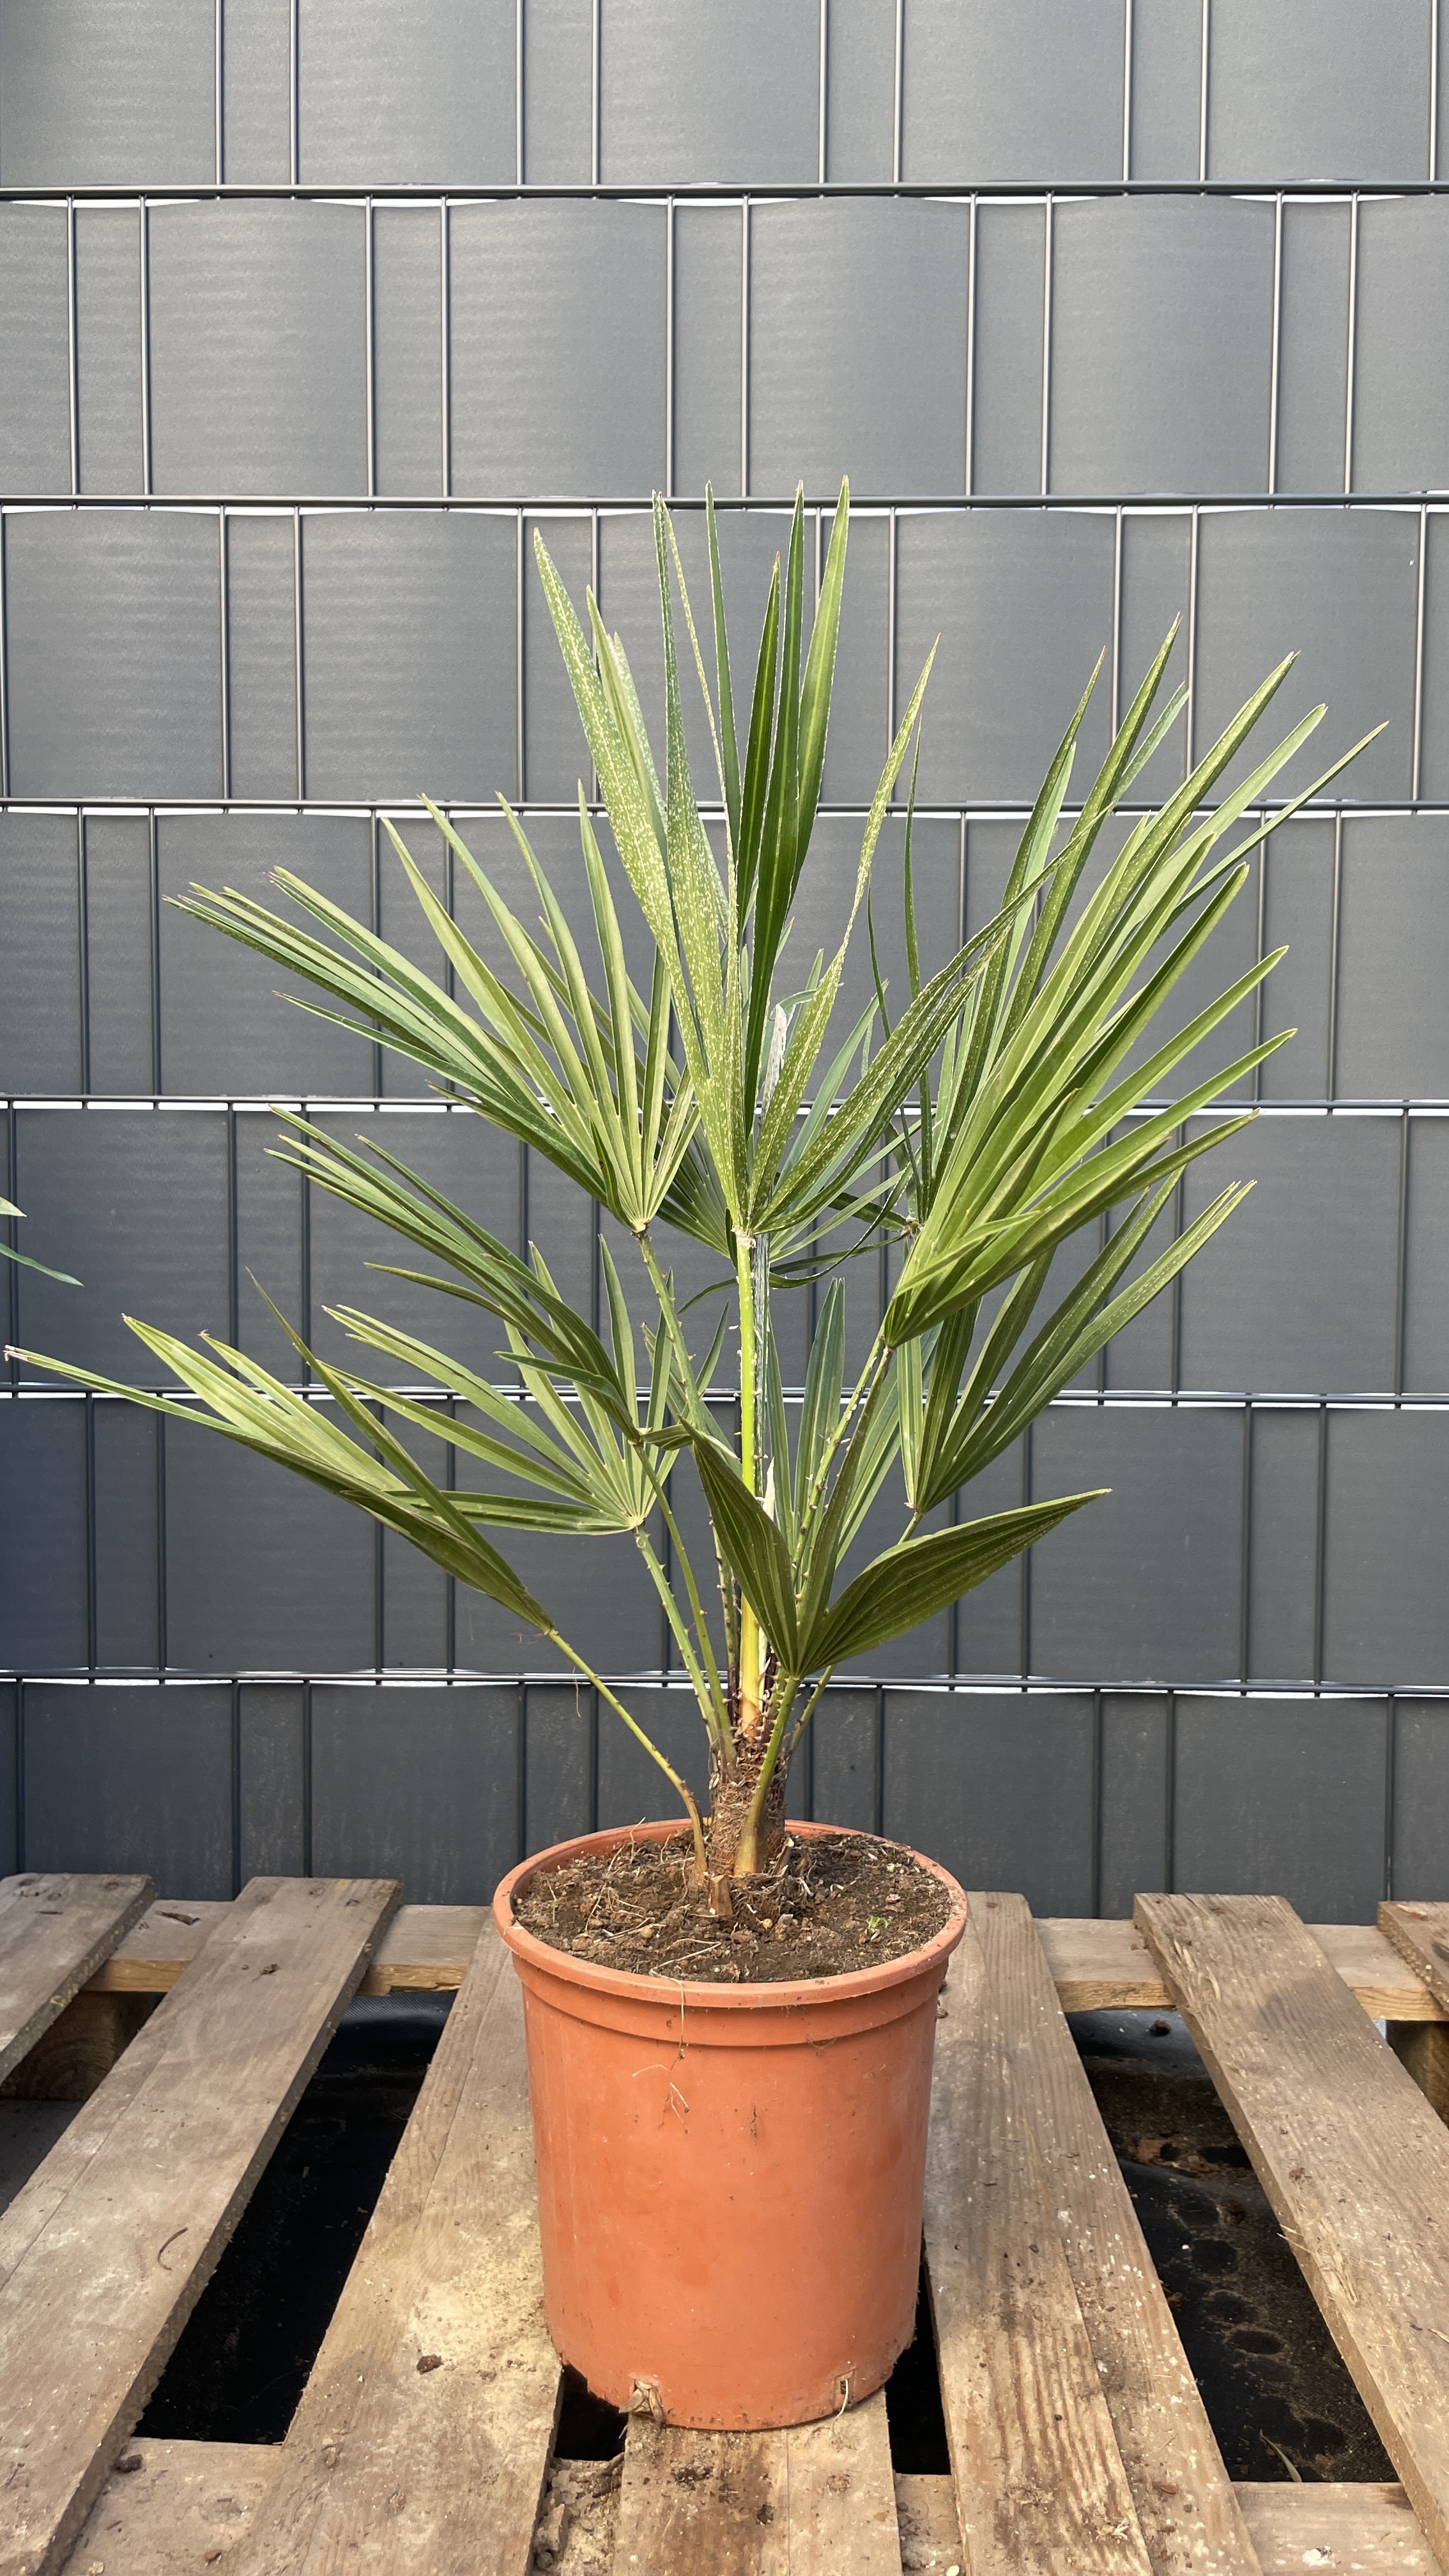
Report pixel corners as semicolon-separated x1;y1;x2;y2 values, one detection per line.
17;482;1360;2428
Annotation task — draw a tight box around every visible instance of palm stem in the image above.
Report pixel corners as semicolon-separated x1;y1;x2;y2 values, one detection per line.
635;1527;728;1754
735;1670;801;1874
551;1630;707;1881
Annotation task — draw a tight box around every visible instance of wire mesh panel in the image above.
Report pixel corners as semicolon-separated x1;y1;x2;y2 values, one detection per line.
1;0;1446;1910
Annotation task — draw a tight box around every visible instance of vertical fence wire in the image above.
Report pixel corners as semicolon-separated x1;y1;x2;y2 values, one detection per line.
516;512;526;802
1040;195;1054;496
1383;1691;1398;1899
84;1391;97;1678
965;194;977;496
148;808;162;1095
893;0;905;184
139;199;153;495
1090;1686;1104;1914
1394;1105;1412;1401
364;197;376;501
1344;192;1360;493
1238;1400;1255;1683
1413;502;1429;802
1185;506;1201;774
66;200;79;496
1327;809;1344;1098
1423;0;1433;181
0;514;8;799
289;0;300;187
1121;0;1134;182
591;0;602;185
740;198;751;496
155;1413;169;1675
1312;1398;1330;1688
218;512;231;799
516;0;526;186
818;0;829;183
886;504;898;744
1198;0;1211;182
292;508;305;799
1110;507;1124;736
440;200;452;497
1268;193;1284;494
214;0;224;183
664;197;676;498
76;813;91;1100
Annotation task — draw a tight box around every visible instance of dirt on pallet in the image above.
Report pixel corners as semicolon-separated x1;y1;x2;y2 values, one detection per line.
512;1828;953;1984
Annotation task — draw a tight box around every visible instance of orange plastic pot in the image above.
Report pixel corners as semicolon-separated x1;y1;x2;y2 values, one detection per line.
493;1818;967;2429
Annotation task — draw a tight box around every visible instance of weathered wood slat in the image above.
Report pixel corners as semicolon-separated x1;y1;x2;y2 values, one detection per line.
1236;2483;1441;2576
0;1874;399;2576
93;1905;1446;2018
1381;1906;1449;2016
893;2474;963;2573
231;1919;560;2576
55;2449;1449;2576
924;1911;1156;2576
0;1874;154;2082
874;2480;1446;2576
1034;1916;1445;2022
969;1892;1261;2576
610;2396;901;2575
1136;1894;1449;2576
62;2439;280;2576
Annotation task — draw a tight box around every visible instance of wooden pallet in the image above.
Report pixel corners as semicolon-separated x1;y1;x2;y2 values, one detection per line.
1;1875;1448;2576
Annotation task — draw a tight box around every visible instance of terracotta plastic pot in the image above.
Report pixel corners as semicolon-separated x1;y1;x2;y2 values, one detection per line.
493;1818;967;2429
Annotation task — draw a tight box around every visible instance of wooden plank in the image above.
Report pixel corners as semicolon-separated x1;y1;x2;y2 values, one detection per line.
0;1874;399;2576
89;1905;1447;2021
231;1919;560;2576
361;1900;489;1994
610;2396;901;2575
0;1874;154;2080
1235;2484;1441;2576
1034;1915;1174;2011
85;1898;231;1991
969;1892;1261;2576
1136;1894;1449;2576
924;1912;1156;2576
1034;1917;1445;2023
1381;1905;1449;2017
1314;1924;1445;2023
86;1899;487;1997
894;2474;963;2573
52;2458;1449;2576
61;2439;279;2576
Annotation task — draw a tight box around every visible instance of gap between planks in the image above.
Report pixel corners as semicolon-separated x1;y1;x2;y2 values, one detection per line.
1137;1894;1449;2576
0;1876;399;2576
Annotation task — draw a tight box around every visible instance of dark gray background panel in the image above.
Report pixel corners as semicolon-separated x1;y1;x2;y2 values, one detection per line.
748;200;969;499
3;0;1448;1917
148;202;367;496
902;1;1124;186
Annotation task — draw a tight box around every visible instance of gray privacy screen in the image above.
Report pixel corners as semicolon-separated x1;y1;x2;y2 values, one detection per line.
2;1;1446;1919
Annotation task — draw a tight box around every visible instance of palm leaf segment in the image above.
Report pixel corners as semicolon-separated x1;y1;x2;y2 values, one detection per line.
12;480;1372;1876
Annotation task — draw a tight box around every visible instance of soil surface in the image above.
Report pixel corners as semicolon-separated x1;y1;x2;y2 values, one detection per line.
512;1828;953;1984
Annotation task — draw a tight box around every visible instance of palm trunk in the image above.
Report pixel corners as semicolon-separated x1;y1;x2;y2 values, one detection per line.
706;1741;790;1887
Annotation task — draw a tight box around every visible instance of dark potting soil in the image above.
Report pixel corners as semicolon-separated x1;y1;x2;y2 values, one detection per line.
512;1827;953;1983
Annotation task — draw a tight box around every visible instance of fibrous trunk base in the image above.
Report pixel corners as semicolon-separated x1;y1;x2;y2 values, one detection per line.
705;1744;789;1894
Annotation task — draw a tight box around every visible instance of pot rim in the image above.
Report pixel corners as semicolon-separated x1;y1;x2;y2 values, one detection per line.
493;1816;967;2011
